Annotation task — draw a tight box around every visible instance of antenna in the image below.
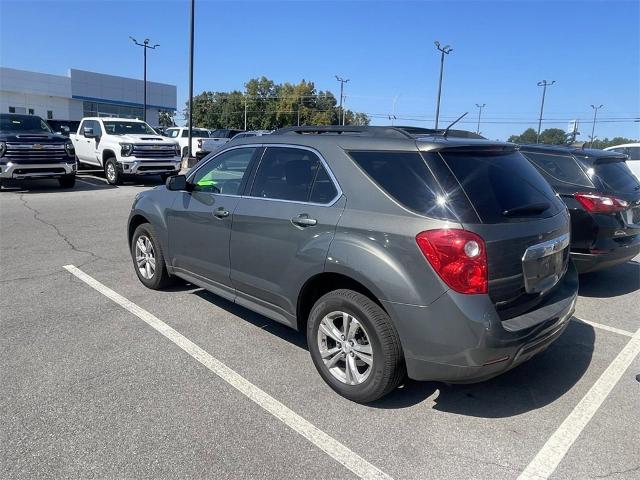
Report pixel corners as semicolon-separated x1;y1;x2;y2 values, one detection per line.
443;112;468;138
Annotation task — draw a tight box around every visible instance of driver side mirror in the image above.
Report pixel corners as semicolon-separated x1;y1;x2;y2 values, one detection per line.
166;174;189;191
83;127;96;138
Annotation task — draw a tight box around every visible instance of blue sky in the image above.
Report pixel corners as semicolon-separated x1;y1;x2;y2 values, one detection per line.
1;0;638;140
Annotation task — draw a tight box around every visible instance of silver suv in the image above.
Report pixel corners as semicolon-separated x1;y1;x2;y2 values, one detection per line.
128;126;578;402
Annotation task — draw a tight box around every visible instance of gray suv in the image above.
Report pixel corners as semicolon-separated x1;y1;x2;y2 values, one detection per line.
128;126;578;403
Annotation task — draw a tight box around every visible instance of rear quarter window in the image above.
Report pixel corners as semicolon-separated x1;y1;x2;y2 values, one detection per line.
521;151;593;188
348;150;454;220
588;161;640;193
440;150;564;223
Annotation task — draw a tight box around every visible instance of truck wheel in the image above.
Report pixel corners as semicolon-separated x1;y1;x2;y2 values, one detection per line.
58;175;76;188
160;173;173;183
0;178;11;191
307;289;406;403
131;223;174;289
104;158;122;185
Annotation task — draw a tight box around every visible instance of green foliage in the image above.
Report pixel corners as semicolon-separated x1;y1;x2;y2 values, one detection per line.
158;111;175;127
589;137;639;149
539;128;569;145
507;128;537;144
185;77;369;130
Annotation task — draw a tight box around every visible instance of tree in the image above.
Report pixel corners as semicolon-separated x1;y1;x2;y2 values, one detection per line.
184;76;369;130
508;128;537;144
589;137;639;149
158;110;175;127
539;128;569;145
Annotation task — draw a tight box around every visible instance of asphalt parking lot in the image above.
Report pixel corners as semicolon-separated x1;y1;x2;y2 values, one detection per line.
1;171;638;480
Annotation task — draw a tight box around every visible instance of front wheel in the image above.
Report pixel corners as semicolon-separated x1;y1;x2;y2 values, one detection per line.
307;289;406;403
131;223;174;289
104;158;122;185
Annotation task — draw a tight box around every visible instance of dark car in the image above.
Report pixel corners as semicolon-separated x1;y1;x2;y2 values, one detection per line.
519;145;640;273
128;126;577;402
0;113;76;189
46;119;81;137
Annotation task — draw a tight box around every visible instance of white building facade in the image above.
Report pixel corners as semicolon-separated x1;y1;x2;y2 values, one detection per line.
0;67;177;125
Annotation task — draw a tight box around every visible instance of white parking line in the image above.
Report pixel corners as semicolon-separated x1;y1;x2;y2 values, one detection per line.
63;264;392;480
518;325;640;480
573;318;634;337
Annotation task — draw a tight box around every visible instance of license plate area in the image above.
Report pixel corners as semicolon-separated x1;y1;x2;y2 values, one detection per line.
522;233;570;294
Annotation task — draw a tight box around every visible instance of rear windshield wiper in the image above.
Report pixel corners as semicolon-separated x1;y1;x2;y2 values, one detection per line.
502;202;551;217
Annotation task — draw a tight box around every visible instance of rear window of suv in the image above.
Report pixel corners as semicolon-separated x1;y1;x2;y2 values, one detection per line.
348;150;455;219
440;149;564;223
521;151;593;188
581;159;640;193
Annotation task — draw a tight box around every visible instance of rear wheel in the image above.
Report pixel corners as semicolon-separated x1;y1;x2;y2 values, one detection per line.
160;173;173;183
104;158;122;185
131;223;174;289
307;289;405;403
58;175;76;188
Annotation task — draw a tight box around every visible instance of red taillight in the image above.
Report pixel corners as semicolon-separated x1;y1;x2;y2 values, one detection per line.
416;229;488;294
574;192;629;213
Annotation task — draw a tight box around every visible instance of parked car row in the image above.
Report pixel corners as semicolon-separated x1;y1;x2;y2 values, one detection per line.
127;125;640;402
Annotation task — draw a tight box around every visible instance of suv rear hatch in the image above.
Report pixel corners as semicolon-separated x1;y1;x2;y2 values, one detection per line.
421;145;571;319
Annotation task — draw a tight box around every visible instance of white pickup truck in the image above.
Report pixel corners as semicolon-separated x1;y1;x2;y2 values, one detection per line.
196;128;245;160
71;117;181;185
164;127;211;159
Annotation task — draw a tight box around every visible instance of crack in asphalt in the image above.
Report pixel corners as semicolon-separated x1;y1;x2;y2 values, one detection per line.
17;194;110;265
592;465;640;479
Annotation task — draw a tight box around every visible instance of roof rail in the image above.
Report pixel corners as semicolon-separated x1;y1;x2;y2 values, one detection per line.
393;125;485;139
272;125;414;139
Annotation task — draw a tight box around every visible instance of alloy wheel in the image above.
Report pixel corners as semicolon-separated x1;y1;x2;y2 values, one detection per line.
135;235;156;279
317;311;373;385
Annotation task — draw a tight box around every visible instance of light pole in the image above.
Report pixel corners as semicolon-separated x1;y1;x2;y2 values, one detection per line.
335;75;349;126
129;37;159;122
590;104;603;148
536;80;555;143
434;41;453;130
187;0;195;160
475;103;486;134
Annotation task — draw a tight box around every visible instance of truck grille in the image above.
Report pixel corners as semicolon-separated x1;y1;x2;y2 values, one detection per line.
132;145;177;159
4;143;68;162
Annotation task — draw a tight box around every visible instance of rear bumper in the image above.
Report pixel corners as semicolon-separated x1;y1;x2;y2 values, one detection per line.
571;236;640;273
0;162;75;179
121;159;182;176
383;260;578;383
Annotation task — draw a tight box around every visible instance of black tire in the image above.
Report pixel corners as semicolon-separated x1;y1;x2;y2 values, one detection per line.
58;175;76;188
130;223;174;289
307;289;406;403
104;157;122;185
0;178;10;190
160;173;173;183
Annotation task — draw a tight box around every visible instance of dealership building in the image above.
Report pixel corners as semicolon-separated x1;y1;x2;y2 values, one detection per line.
0;67;177;125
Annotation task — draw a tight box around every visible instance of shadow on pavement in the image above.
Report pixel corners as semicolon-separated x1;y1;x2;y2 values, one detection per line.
1;177;116;193
193;285;595;417
578;261;640;298
371;319;595;416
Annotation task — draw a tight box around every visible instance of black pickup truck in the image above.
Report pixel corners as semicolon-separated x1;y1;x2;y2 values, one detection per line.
0;113;76;189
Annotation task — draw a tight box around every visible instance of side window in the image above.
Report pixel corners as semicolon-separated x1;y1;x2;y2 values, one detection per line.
522;151;593;188
79;120;88;134
309;165;339;203
182;130;189;138
92;120;103;136
167;129;179;138
251;147;324;202
626;147;640;160
191;147;256;195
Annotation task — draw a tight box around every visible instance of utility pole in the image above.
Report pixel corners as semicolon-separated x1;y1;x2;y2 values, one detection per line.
475;103;486;134
536;80;555;143
129;37;159;122
187;0;195;160
590;104;603;148
244;96;248;131
335;75;349;126
433;41;453;130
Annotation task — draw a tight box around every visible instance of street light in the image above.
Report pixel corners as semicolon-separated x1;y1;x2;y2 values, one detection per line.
335;75;350;126
129;36;159;122
536;80;555;143
475;103;486;134
590;104;604;148
434;41;453;130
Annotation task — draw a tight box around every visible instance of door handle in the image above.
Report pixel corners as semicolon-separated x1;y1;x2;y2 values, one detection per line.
213;207;230;219
291;214;317;227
